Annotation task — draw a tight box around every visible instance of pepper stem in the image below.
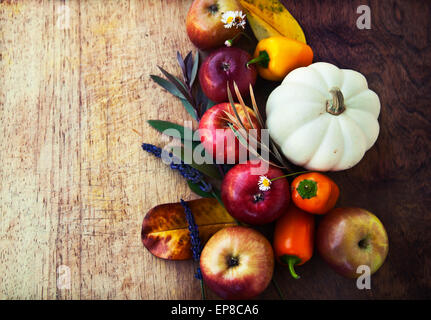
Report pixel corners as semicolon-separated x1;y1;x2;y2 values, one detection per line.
246;50;270;68
326;87;345;115
280;255;301;279
296;179;318;199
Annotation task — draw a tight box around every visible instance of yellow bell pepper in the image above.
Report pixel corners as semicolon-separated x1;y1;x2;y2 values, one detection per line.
247;36;314;81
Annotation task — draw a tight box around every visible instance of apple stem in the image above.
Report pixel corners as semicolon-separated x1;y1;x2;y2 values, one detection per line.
246;50;270;68
270;170;310;182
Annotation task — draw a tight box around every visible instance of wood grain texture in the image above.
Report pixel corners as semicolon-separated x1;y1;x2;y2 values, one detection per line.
0;0;430;299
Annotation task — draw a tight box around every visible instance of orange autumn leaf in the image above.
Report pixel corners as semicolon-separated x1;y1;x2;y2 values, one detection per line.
141;198;236;260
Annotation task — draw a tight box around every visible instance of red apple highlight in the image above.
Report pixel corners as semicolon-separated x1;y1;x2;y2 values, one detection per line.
199;103;261;163
200;226;274;300
221;161;290;225
186;0;242;50
199;47;257;103
316;207;389;278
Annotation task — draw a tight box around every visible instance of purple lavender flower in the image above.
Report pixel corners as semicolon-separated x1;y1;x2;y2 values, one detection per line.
142;143;212;193
181;199;203;280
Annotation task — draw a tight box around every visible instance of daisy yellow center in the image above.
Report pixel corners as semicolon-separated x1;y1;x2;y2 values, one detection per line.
226;16;234;24
262;179;270;187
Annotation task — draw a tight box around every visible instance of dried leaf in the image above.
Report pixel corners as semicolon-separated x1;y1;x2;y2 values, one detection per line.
233;82;254;130
141;198;236;260
239;0;306;43
249;84;265;129
227;84;246;130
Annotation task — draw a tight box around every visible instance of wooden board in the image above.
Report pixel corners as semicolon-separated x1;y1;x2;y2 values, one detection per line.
0;0;430;299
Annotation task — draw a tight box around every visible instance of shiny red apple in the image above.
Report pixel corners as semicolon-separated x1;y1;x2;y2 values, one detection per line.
199;47;257;103
316;207;389;278
199;102;261;163
221;161;290;225
200;226;274;300
186;0;242;50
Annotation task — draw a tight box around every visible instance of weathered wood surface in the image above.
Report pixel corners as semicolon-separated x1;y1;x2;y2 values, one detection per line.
0;0;430;299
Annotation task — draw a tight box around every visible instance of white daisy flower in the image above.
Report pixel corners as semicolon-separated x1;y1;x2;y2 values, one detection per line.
221;11;246;29
258;176;272;191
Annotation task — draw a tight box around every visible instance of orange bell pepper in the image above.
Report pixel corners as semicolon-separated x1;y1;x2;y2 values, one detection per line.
273;205;315;279
247;36;313;81
291;172;340;215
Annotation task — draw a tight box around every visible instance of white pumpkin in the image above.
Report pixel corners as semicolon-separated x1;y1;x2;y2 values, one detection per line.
266;62;380;171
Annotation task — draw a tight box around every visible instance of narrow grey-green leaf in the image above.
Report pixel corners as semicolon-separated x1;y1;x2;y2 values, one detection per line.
147;120;200;142
150;75;186;100
190;51;199;87
180;98;198;121
158;66;193;104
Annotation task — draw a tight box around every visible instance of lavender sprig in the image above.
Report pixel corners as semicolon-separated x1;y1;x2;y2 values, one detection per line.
180;199;206;299
142;143;212;193
180;200;202;268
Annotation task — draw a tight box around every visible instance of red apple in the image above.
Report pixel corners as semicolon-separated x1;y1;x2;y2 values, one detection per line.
186;0;242;50
199;47;257;103
199;102;261;163
200;226;274;300
221;161;290;225
316;207;389;278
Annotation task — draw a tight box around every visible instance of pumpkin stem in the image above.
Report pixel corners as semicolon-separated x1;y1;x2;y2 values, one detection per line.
326;87;345;115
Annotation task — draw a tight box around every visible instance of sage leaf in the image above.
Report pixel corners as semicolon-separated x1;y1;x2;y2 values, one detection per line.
150;75;186;100
190;51;199;87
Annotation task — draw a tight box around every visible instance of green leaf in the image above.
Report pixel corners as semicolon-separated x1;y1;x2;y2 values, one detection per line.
158;66;193;104
190;51;199;87
180;98;198;120
150;75;186;100
187;180;214;198
206;99;216;110
170;145;222;180
147;119;199;140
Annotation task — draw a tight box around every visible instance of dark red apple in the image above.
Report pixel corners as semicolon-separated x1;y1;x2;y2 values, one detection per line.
221;161;290;225
186;0;242;50
316;207;389;278
200;226;274;300
199;102;261;163
199;47;257;103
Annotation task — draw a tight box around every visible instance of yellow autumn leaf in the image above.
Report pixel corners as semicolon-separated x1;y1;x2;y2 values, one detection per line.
240;0;306;43
141;198;236;260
